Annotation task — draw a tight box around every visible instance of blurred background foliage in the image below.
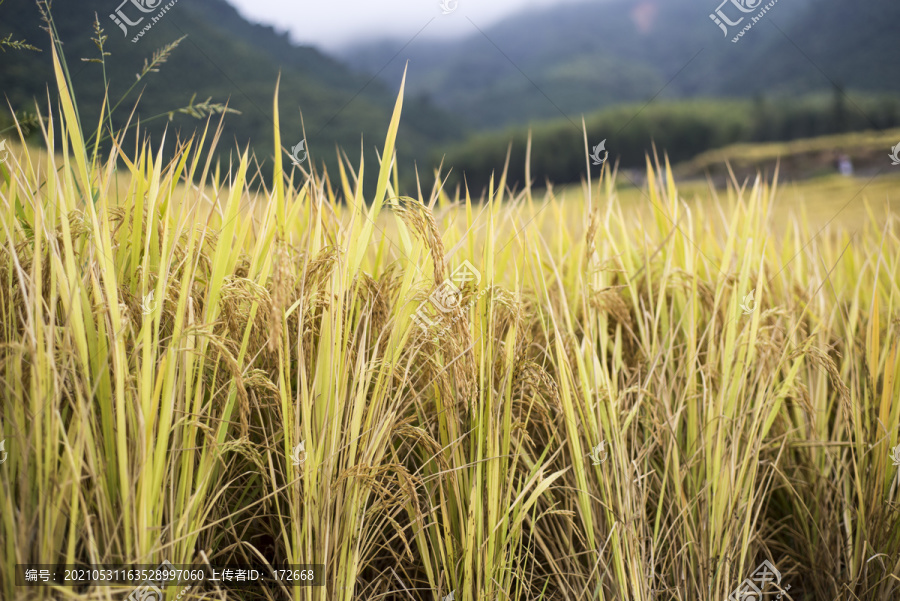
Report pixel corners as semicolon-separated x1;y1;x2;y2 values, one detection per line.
2;0;900;194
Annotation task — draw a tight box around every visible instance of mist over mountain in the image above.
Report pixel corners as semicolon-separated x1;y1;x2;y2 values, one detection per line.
337;0;900;128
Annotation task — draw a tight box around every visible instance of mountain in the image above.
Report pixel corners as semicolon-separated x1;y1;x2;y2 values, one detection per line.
709;0;900;97
4;0;897;196
337;0;899;129
0;0;466;187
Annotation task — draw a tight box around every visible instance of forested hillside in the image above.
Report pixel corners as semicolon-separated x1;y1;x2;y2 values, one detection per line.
0;0;465;185
340;0;900;129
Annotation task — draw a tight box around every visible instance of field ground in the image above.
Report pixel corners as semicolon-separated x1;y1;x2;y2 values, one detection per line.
4;128;899;237
675;128;900;180
609;172;900;231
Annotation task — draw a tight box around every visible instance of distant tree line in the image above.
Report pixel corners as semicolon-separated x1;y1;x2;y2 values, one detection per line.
433;91;900;193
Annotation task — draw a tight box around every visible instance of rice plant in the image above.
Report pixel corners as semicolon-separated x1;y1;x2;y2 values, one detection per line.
0;19;899;601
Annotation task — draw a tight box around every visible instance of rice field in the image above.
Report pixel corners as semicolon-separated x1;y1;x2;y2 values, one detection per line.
1;45;899;601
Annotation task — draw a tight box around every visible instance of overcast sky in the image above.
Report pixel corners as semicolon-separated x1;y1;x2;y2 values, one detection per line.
227;0;584;51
